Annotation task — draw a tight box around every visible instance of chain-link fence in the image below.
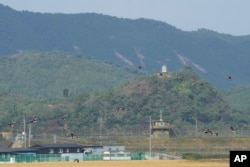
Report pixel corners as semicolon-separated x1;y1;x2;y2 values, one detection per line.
0;152;147;163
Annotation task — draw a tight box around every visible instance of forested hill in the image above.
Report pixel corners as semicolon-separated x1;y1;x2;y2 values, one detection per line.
1;4;250;88
0;51;138;99
1;66;246;133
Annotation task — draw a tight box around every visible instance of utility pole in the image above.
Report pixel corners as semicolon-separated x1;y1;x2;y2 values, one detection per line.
149;116;152;158
193;114;198;135
28;123;31;147
99;118;103;145
195;116;198;135
23;115;26;148
53;134;57;144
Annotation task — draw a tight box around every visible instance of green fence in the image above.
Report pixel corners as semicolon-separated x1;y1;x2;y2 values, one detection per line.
131;152;145;160
83;154;103;161
1;152;146;163
0;154;11;162
15;154;63;163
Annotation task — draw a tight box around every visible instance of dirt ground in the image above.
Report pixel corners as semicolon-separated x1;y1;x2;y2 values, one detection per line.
0;160;228;167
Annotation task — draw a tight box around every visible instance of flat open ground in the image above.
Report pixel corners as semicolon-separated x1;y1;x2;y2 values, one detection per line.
0;160;228;167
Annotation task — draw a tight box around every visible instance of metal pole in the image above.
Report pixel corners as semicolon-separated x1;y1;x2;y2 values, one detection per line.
99;118;103;145
195;116;198;135
28;123;31;147
53;134;57;144
149;116;152;158
192;114;198;136
193;114;198;135
23;115;26;148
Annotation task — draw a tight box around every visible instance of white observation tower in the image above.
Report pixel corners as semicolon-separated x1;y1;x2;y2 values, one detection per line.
161;65;167;73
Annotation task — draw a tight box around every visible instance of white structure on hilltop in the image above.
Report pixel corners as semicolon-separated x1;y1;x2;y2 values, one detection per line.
157;64;171;78
161;65;167;73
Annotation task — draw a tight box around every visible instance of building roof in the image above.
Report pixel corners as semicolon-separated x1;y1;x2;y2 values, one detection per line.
31;143;83;148
0;148;37;154
83;145;103;148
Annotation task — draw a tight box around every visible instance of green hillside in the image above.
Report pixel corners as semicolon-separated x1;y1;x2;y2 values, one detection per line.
224;86;250;112
0;51;138;99
66;67;238;132
1;66;246;135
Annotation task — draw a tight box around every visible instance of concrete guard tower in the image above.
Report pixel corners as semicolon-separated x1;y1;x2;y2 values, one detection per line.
151;111;171;138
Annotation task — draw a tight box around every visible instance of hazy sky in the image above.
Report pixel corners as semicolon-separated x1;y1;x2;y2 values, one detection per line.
0;0;249;36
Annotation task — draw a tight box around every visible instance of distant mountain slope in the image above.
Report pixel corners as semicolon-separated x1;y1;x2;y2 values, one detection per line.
0;51;138;99
1;4;250;88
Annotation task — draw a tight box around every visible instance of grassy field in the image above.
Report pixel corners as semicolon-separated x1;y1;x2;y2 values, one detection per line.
0;160;228;167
